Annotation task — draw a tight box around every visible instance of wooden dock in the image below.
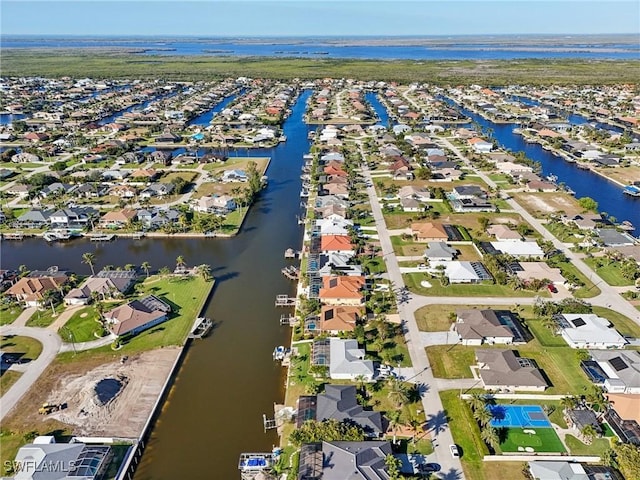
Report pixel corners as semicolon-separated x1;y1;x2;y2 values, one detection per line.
188;317;213;339
275;294;296;307
2;231;26;240
279;314;298;326
281;265;300;280
284;248;301;259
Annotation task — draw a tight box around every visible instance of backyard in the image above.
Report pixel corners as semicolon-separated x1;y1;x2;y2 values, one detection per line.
404;273;543;298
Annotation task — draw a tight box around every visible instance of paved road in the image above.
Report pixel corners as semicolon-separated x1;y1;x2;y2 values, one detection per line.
359;142;466;480
0;325;62;420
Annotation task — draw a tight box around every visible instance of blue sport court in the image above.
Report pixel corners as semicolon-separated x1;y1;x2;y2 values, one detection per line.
489;405;552;428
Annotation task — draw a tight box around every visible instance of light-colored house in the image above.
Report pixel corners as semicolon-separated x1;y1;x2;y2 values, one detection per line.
515;262;566;286
468;137;493;153
528;461;588;480
589;350;640;394
490;241;544;259
329;338;375;381
555;313;627;349
454;309;515;346
63;270;136;305
429;260;493;284
6;275;67;308
476;349;548;392
486;224;522;242
98;209;137;228
105;294;171;337
193;195;237;214
221;169;248;183
398;185;431;201
423;242;457;262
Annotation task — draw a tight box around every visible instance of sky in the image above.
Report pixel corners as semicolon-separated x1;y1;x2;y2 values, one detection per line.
1;0;639;36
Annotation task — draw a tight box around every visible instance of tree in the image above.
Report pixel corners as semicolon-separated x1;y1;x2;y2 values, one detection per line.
580;424;597;444
578;196;598;213
478;216;490;232
289;419;365;446
387;377;409;408
384;454;402;480
176;255;186;269
481;425;500;451
386;410;401;445
82;252;97;275
141;261;151;278
467;393;486;413
474;406;493;428
196;264;212;281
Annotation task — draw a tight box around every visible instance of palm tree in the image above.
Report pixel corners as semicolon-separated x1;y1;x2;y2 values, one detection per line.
387;377;409;409
141;261;151;278
468;393;486;413
561;395;579;411
176;255;186;269
581;424;598;444
386;410;401;445
481;425;500;452
474;406;493;428
196;264;212;281
82;252;97;275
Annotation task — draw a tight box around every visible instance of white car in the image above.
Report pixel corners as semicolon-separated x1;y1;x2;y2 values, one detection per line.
417;263;428;270
449;444;460;458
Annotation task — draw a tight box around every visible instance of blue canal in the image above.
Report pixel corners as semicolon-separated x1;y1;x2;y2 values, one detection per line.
186;92;239;126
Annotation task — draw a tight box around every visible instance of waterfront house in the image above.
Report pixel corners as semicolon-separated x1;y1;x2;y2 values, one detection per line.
476;349;548;392
410;222;448;242
587;350;640;394
193;194;237;214
297;441;391;480
296;385;383;437
48;207;97;229
155;130;182;143
328;338;375;381
322;182;349;198
318;252;363;277
320;235;354;256
16;209;50;228
105;294;171;337
6;275;67;308
221;169;248;183
98;209;137;229
138;208;180;230
468;137;493;153
454;309;516;346
316;217;353;236
64;269;136;305
318;305;363;334
554;314;627;349
596;229;637;247
319;276;365;306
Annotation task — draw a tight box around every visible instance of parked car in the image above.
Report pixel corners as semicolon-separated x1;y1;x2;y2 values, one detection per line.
547;283;558;293
450;444;460;458
423;463;441;472
417;263;428;270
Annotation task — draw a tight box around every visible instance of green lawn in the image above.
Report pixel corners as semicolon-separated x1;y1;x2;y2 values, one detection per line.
499;427;566;453
592;307;640;337
415;304;518;332
526;319;567;347
554;261;600;298
426;345;475;379
404;273;542;297
564;434;610;456
0;335;43;360
0;304;23;325
116;275;214;352
583;258;635;286
389;236;426;256
59;306;106;343
439;390;488;480
0;371;22;396
544;222;583;243
25;303;66;328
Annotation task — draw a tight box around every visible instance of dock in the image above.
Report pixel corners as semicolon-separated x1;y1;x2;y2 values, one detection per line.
279;314;298;326
281;265;300;280
2;231;26;240
284;248;301;259
88;233;115;242
275;294;296;307
132;232;145;240
238;452;274;479
188;317;213;339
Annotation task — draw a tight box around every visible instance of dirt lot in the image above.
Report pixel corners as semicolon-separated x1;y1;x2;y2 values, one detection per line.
512;192;582;217
3;348;180;439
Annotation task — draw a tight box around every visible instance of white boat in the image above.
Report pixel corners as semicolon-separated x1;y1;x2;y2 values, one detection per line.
273;346;287;361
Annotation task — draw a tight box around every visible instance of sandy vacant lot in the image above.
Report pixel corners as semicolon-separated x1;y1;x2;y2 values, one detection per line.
6;348;181;439
513;192;582;217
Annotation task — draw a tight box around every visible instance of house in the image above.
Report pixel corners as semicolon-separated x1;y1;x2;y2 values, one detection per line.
555;314;627;349
98;209;137;228
139;182;175;199
319;276;366;306
48;207;97;228
468;137;493;153
137;207;180;229
323;182;349;198
155;130;182;143
565;213;604;231
316;217;353;236
411;222;448;242
318;305;363;334
221;169;248;183
105;294;171;337
320;235;354;255
108;184;137;198
528;462;588;480
11;152;40;163
6;275;67;307
398;185;431;201
476;349;548;392
605;393;640;445
565;408;601;435
6;184;32;198
297;385;383;436
490;241;545;259
328;338;375;381
430;260;493;284
451;185;487;200
486;224;522;242
588;350;640;394
454;309;520;345
596;229;637;247
64;269;136;305
40;182;76;198
193;194;237;214
297;441;391;480
318;252;363;277
400;197;421;212
423;242;457;262
11;438;112;480
17;209;50;228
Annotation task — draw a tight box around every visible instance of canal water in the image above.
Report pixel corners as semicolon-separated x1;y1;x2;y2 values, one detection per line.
0;90;313;479
440;99;640;232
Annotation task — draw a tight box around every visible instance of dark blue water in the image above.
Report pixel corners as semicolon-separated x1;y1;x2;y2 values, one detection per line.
0;113;26;125
187;93;239;126
364;92;390;126
97;90;180;125
3;36;639;60
446;100;640;231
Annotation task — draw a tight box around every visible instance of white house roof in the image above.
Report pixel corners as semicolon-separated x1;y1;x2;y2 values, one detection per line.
329;338;374;379
528;461;588;480
490;241;544;258
558;314;627;347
